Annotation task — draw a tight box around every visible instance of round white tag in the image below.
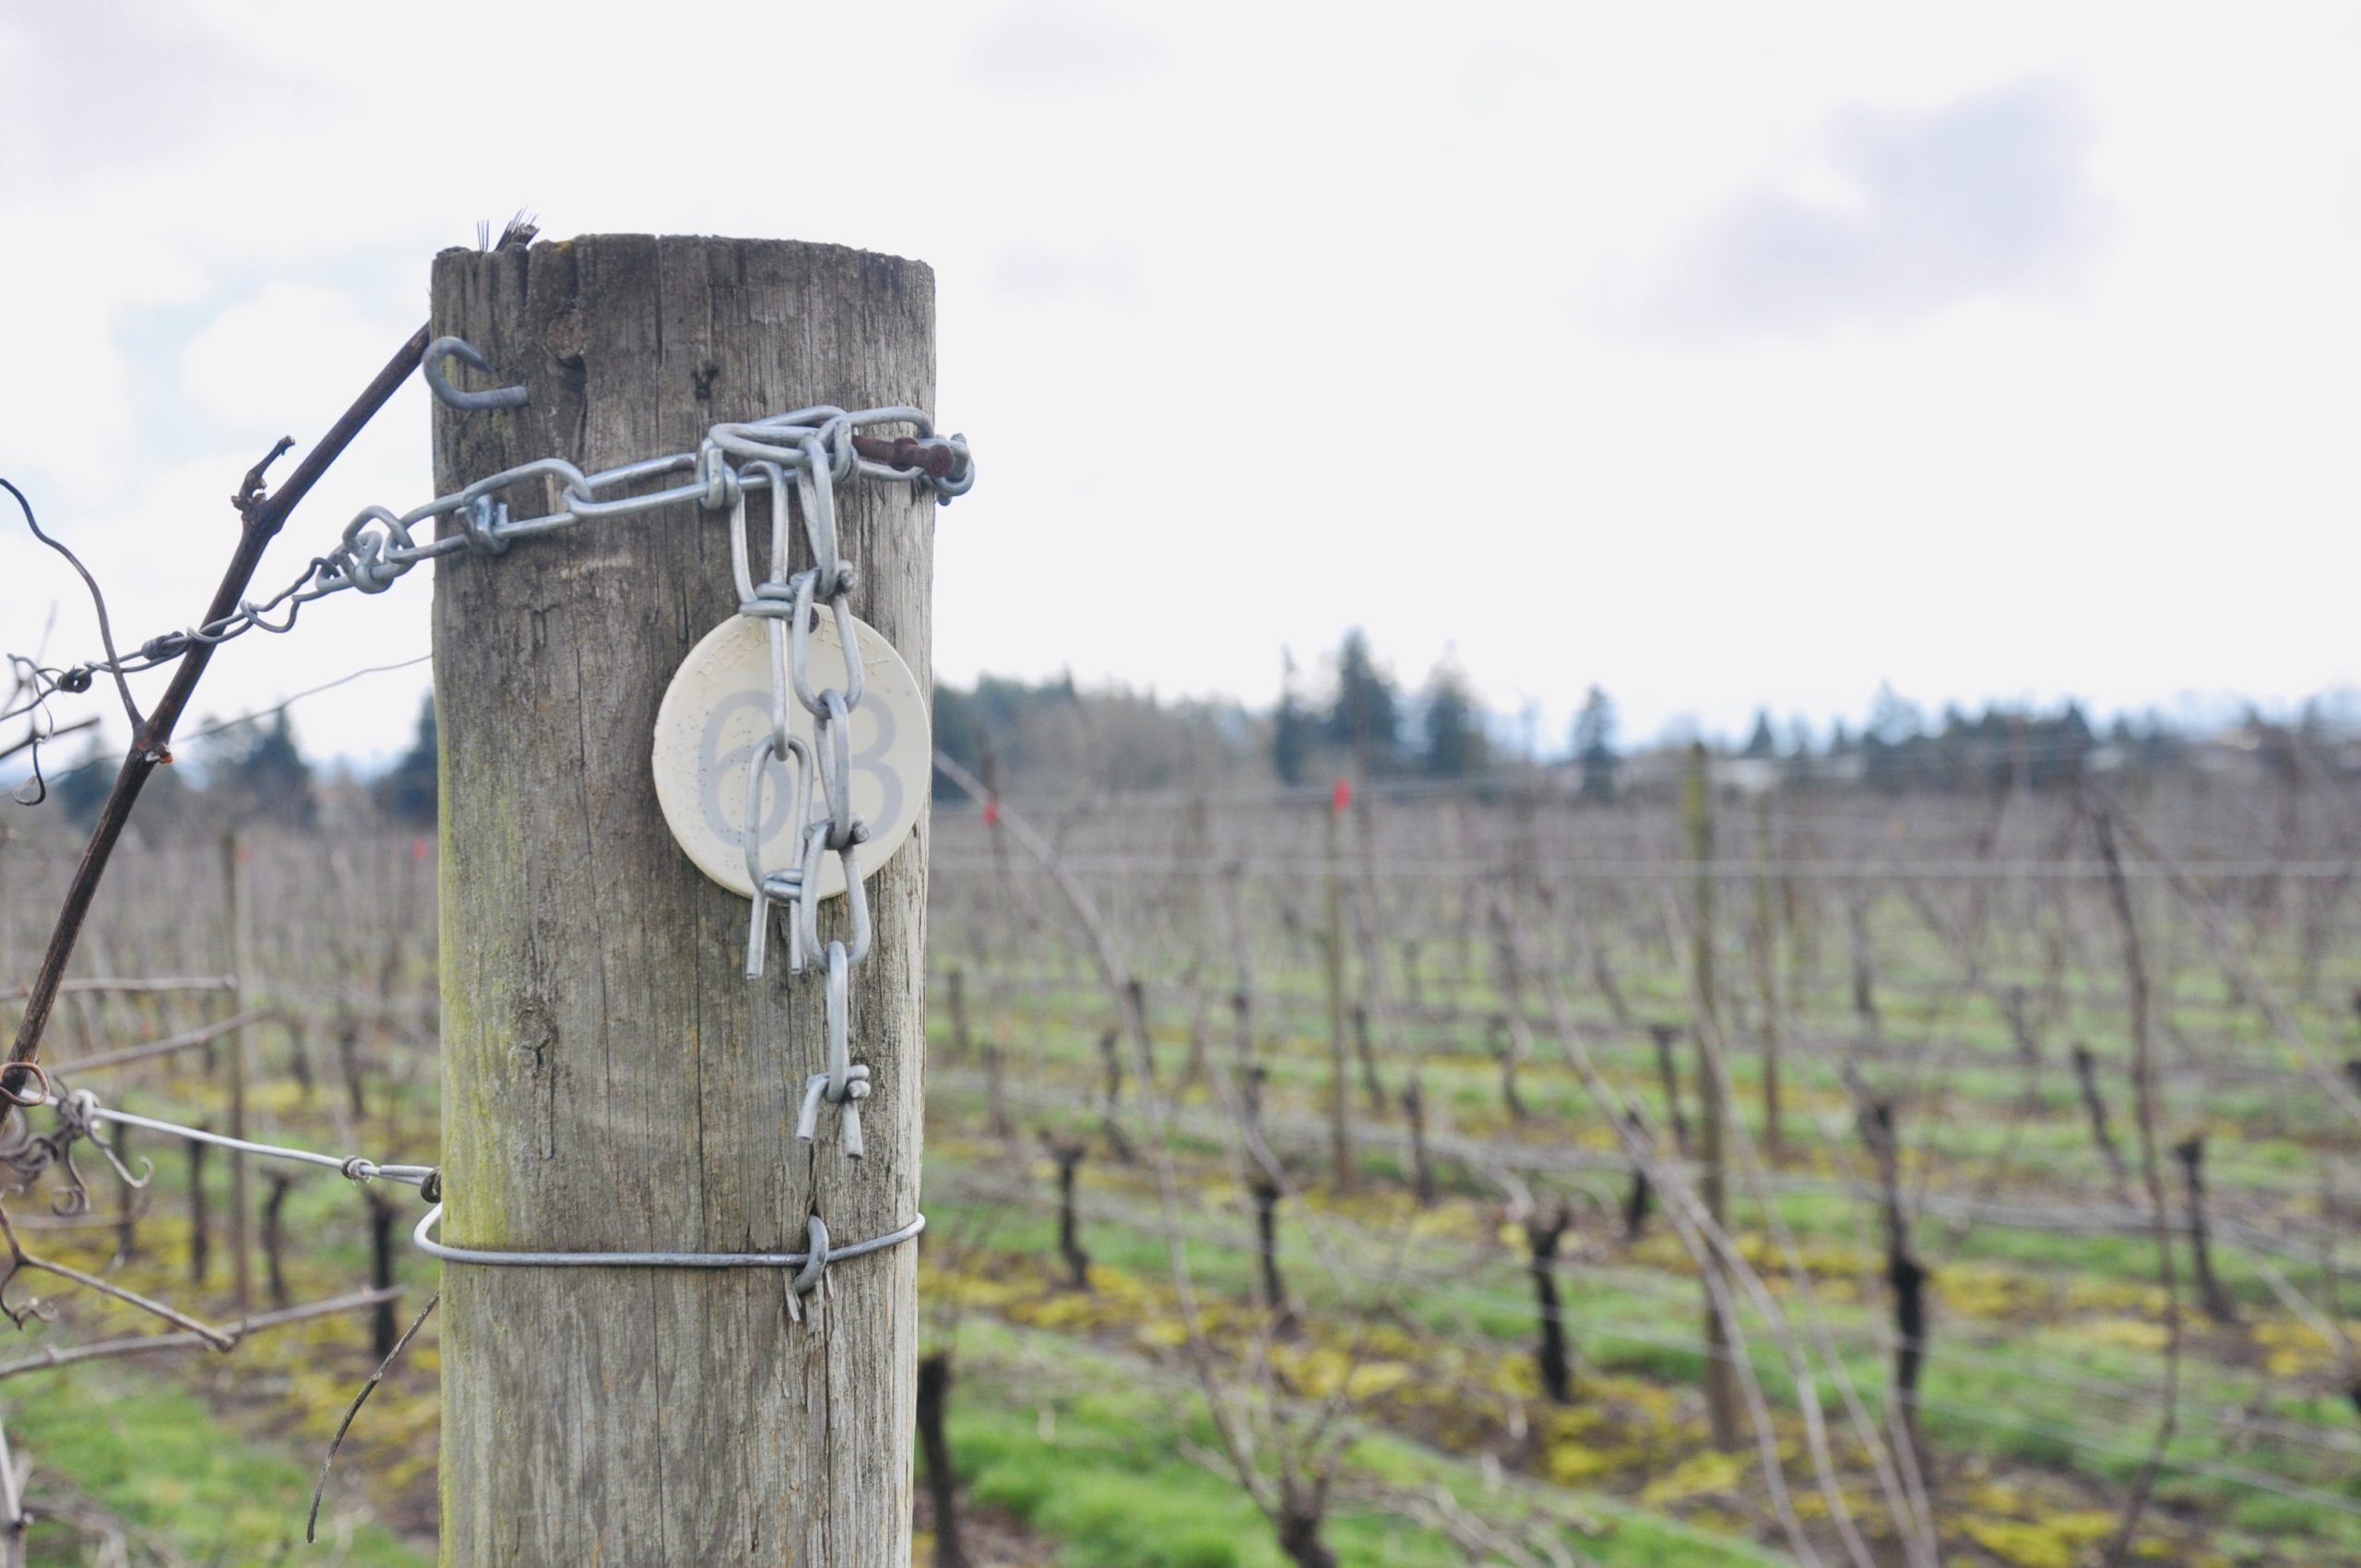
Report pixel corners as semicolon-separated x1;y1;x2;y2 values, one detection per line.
651;612;929;901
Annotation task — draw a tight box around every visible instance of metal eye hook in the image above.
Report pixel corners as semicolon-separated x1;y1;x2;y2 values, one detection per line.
423;336;528;412
784;1214;831;1323
85;1122;150;1195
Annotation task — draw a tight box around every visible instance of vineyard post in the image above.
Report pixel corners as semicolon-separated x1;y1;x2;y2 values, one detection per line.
221;831;253;1314
429;236;934;1566
1324;779;1354;1191
1751;790;1783;1167
1682;741;1741;1449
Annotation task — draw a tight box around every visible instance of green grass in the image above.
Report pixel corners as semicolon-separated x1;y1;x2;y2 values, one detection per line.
940;1316;1785;1568
14;870;2361;1565
922;1135;2361;1561
4;1363;429;1567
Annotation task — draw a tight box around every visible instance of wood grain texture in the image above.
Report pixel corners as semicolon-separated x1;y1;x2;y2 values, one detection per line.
429;235;932;1567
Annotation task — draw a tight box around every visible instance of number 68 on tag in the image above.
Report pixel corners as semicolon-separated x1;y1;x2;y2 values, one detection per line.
651;611;930;900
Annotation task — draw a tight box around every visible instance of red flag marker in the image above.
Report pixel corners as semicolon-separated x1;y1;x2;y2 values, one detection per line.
1331;777;1352;814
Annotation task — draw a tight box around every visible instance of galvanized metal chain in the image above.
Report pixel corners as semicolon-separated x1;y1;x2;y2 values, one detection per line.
4;338;963;1296
725;430;879;1160
4;346;970;727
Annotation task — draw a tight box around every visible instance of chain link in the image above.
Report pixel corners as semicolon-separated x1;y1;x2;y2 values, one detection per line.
730;428;884;1161
5;397;970;729
6;340;961;1288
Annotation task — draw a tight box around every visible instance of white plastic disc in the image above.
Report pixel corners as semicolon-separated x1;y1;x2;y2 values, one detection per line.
651;611;929;900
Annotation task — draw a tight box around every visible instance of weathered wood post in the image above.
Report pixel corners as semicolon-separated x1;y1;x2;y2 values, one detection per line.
221;831;253;1315
1682;741;1741;1451
364;1188;399;1359
260;1170;291;1310
109;1115;137;1266
430;236;933;1566
1324;778;1354;1191
185;1131;209;1286
1750;791;1784;1167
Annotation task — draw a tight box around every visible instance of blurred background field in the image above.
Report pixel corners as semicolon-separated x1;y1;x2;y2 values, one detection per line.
6;683;2361;1566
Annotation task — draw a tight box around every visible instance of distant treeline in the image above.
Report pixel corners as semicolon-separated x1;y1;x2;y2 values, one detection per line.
19;630;2350;833
931;636;2305;804
30;699;438;835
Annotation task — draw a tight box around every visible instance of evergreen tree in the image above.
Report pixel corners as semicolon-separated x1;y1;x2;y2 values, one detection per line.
1418;663;1488;780
54;734;115;826
1784;718;1818;787
1272;648;1314;786
1573;686;1619;803
2039;701;2095;788
1741;710;1778;759
2131;710;2183;770
931;684;971;797
2058;701;2094;748
1325;629;1400;774
1272;689;1315;786
378;695;439;826
213;712;315;828
1862;684;1922;792
1931;704;1975;790
1869;684;1923;746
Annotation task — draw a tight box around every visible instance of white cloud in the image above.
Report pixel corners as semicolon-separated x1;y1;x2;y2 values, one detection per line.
1617;77;2108;341
0;0;321;194
182;285;400;429
987;244;1143;303
965;1;1165;95
4;0;2361;772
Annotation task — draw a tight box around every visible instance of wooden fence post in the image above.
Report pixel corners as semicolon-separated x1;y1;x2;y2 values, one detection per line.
261;1170;291;1311
221;831;253;1315
1750;791;1784;1168
1324;781;1354;1192
365;1189;399;1359
1682;742;1742;1451
185;1131;209;1286
110;1115;137;1266
430;236;934;1566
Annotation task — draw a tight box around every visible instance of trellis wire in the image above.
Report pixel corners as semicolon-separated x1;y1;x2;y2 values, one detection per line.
5;335;967;1292
7;1087;930;1289
5;379;968;733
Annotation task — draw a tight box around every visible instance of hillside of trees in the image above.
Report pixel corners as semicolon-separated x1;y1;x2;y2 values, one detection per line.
23;697;437;839
11;632;2349;835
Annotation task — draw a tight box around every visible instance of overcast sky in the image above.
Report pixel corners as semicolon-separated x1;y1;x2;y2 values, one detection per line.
5;1;2360;770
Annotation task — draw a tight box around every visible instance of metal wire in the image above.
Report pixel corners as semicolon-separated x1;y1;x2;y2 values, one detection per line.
5;371;971;733
2;346;946;1297
34;655;434;789
414;1206;926;1277
12;1088;924;1292
18;1088;432;1190
78;1105;434;1188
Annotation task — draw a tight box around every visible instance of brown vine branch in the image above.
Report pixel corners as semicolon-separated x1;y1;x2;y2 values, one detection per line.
6;325;431;1089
